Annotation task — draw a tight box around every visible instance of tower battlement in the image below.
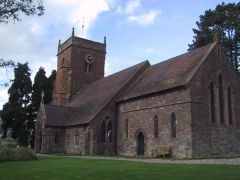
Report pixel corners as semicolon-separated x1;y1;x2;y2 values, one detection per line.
58;36;106;55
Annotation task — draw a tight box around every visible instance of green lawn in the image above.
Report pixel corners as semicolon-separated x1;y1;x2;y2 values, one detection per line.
0;156;240;180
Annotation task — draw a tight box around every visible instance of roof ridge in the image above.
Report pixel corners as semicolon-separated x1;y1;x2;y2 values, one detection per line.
186;42;218;84
152;43;215;67
118;65;151;102
105;60;149;78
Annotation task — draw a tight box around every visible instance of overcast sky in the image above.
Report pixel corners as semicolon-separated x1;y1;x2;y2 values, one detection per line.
0;0;238;109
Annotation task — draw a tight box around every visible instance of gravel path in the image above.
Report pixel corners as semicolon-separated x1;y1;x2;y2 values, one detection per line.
37;154;240;165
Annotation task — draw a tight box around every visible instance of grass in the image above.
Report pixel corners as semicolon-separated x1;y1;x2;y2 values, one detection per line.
0;156;240;180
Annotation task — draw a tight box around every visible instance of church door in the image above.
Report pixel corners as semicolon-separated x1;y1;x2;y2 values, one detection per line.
137;132;145;156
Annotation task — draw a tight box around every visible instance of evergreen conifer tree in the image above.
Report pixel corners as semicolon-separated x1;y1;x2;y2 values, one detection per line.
189;2;240;74
0;63;32;146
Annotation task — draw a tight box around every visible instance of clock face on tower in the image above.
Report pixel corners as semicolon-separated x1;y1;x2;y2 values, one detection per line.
85;55;94;64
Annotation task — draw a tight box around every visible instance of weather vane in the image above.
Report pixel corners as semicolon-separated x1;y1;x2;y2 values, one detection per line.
82;17;85;38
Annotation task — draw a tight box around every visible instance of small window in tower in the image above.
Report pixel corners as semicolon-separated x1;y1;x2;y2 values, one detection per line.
85;62;92;73
60;58;65;68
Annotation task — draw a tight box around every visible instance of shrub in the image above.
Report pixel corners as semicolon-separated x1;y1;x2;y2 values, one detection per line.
0;145;37;162
0;145;13;162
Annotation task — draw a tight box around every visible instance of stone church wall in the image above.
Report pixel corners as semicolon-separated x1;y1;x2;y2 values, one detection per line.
40;127;65;153
117;87;193;158
64;126;91;155
190;46;240;158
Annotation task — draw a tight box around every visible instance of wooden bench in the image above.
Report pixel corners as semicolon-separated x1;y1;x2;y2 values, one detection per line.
152;145;171;158
159;146;171;158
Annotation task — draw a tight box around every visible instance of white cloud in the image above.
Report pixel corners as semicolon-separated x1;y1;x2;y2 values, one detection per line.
116;0;160;26
117;0;141;14
50;0;111;37
30;23;46;36
128;10;160;26
125;0;141;13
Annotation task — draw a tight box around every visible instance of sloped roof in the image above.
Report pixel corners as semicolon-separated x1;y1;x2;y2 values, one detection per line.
119;43;217;101
44;42;217;127
45;61;150;126
44;105;79;126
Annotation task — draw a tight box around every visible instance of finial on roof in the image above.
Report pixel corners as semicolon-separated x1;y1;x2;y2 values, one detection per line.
58;39;61;49
104;36;106;45
41;91;44;104
82;17;85;38
72;27;75;37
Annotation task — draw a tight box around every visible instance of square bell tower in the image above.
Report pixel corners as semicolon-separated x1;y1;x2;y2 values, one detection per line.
53;28;106;105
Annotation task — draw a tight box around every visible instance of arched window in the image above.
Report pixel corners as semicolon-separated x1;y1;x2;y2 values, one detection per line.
154;116;159;138
101;120;106;142
125;119;128;139
171;113;176;138
60;58;65;68
228;86;233;125
85;62;91;72
66;135;69;145
210;82;215;123
218;75;224;124
75;130;79;145
107;121;112;143
55;133;58;144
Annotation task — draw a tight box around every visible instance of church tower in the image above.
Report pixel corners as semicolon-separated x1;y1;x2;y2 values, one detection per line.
53;28;106;105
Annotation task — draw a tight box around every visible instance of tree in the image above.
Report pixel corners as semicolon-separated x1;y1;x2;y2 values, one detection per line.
32;67;47;113
0;59;15;86
0;0;44;23
0;0;45;84
0;63;33;146
188;2;240;74
0;59;14;68
43;70;56;104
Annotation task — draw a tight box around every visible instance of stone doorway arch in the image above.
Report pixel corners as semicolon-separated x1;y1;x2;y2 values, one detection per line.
136;131;145;156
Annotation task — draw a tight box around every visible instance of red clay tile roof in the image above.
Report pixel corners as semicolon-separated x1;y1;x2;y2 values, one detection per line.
119;43;217;101
44;105;79;126
45;61;150;126
44;43;216;126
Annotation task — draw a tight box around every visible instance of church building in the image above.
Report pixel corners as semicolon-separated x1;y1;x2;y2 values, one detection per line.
35;30;240;158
